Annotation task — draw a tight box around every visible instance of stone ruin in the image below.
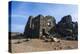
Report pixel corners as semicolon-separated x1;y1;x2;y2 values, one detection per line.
24;15;78;40
24;15;56;38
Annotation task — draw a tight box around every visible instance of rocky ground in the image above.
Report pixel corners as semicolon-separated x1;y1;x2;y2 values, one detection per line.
10;38;78;53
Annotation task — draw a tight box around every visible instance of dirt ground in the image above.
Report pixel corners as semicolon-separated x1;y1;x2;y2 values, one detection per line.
10;38;78;53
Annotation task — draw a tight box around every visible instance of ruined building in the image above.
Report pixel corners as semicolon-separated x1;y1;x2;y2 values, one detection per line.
24;15;56;38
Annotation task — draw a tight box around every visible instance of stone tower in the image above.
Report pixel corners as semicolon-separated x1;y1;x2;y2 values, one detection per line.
24;15;56;38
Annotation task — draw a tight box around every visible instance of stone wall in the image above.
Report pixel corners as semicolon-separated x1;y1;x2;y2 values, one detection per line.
24;15;56;38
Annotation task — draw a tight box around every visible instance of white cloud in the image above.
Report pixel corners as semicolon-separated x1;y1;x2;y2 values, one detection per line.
11;14;27;18
11;24;25;33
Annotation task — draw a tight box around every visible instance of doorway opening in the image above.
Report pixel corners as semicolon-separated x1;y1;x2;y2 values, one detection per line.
42;29;45;35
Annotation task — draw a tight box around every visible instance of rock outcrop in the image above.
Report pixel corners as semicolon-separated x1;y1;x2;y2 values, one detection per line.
56;15;78;40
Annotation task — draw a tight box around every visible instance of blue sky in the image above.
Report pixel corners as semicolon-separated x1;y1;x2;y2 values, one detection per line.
9;1;78;33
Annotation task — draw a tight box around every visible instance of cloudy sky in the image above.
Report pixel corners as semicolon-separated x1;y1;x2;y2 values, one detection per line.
9;1;78;33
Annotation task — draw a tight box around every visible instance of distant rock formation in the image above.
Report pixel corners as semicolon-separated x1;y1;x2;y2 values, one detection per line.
24;15;78;40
